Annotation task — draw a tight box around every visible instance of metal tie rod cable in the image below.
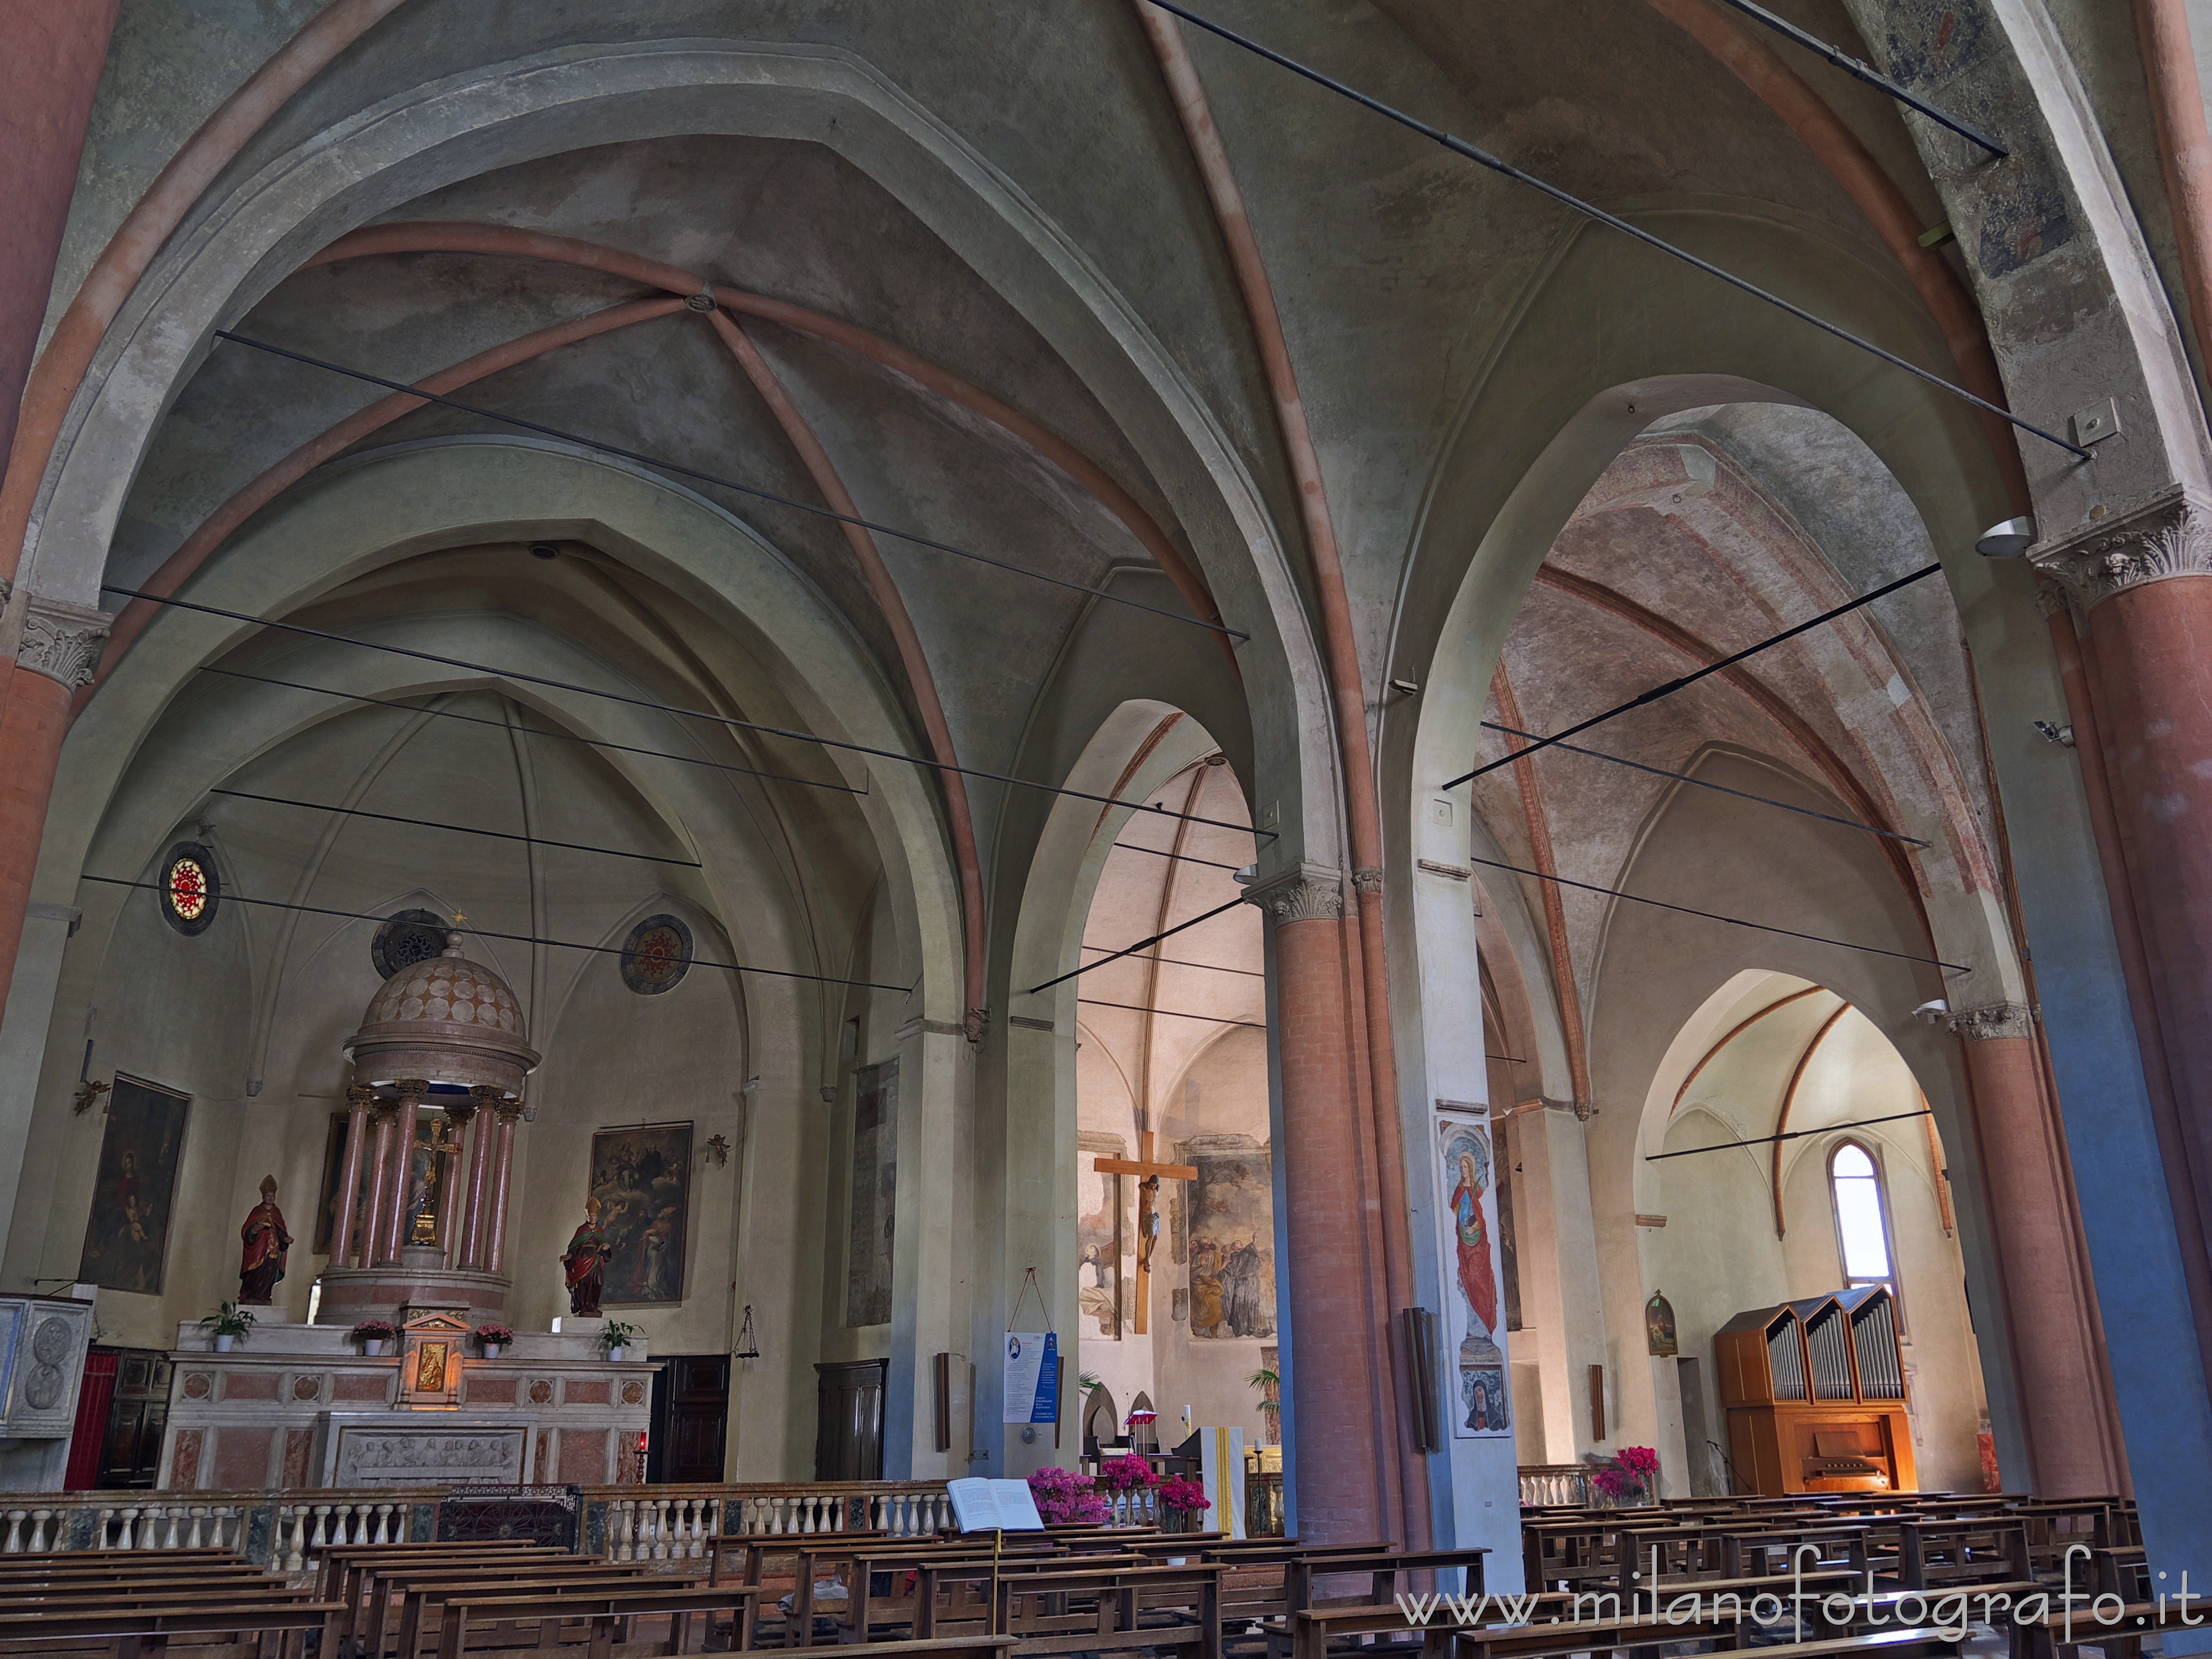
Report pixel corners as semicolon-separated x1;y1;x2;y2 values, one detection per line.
105;585;1274;843
1467;854;1970;971
1479;720;1929;847
199;666;867;796
1030;894;1251;994
1708;0;2007;158
213;330;1249;642
208;787;702;868
1644;1106;1933;1161
1079;997;1265;1029
82;876;914;993
1081;945;1265;977
1107;839;1251;874
1142;2;2086;459
1447;562;1941;786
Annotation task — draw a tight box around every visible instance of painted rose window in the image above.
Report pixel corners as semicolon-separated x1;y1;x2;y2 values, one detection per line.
159;843;219;936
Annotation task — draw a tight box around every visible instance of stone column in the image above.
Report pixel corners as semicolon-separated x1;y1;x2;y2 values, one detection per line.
374;1079;427;1266
1948;1004;2127;1495
0;599;106;1044
357;1100;400;1273
330;1086;376;1268
438;1095;479;1265
1248;864;1389;1545
455;1084;500;1270
485;1097;524;1275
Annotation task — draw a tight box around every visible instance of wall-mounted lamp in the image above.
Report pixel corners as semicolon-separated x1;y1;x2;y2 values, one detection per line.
1975;516;2037;557
734;1305;761;1359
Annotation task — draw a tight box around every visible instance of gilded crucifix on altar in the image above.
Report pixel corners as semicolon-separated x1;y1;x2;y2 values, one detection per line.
1092;1131;1197;1335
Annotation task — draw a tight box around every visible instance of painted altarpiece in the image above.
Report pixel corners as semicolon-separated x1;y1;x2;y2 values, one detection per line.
1436;1110;1510;1437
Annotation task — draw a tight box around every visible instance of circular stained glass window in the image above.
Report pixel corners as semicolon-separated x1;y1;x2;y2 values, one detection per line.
620;913;693;995
372;909;450;979
159;843;219;935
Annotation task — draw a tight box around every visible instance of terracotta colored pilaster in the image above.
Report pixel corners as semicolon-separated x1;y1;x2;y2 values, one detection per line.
438;1097;479;1266
1258;868;1389;1544
375;1080;426;1265
357;1102;399;1272
455;1084;499;1270
1951;1010;2128;1494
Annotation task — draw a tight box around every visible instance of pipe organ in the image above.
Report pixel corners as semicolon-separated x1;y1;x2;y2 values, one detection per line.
1714;1286;1914;1495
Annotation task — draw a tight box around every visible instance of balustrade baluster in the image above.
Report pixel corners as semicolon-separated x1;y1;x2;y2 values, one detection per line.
26;1510;50;1553
307;1505;329;1552
373;1502;394;1545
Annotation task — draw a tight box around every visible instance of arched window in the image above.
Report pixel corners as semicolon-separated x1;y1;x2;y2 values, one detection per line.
1828;1141;1896;1293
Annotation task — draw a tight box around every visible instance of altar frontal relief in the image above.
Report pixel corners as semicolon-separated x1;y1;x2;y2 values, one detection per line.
1187;1138;1275;1340
1437;1113;1509;1437
588;1123;691;1305
79;1077;189;1295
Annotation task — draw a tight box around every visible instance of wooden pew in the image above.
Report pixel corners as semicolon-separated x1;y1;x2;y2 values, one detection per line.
1284;1547;1488;1615
371;1561;684;1658
315;1541;570;1652
986;1560;1221;1659
432;1581;761;1658
0;1594;345;1658
1896;1517;2031;1592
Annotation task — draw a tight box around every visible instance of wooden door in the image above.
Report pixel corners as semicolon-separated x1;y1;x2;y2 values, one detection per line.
648;1354;730;1484
100;1349;171;1488
814;1359;886;1480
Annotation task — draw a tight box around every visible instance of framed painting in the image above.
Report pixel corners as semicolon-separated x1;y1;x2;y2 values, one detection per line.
588;1122;691;1305
1434;1109;1511;1438
845;1061;898;1328
77;1076;190;1295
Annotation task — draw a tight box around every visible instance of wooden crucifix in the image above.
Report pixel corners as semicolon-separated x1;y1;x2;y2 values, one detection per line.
1092;1131;1198;1335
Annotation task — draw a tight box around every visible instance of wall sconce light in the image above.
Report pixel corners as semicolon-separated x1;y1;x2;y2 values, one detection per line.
734;1305;761;1359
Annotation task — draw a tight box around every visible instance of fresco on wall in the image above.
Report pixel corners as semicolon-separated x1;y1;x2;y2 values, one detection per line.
78;1077;190;1295
1184;1136;1275;1340
1077;1132;1125;1337
588;1121;691;1304
1437;1113;1510;1437
846;1061;898;1327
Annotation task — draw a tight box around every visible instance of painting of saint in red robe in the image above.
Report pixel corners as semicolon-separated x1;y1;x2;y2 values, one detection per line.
1445;1133;1498;1337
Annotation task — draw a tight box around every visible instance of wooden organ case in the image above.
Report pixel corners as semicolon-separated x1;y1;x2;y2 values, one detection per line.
1714;1287;1915;1495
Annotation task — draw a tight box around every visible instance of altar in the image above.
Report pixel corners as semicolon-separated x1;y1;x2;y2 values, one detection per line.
157;931;657;1490
157;1313;653;1490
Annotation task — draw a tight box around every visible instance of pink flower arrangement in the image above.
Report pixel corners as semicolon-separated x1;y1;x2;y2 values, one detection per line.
1157;1476;1211;1514
1094;1455;1158;1493
1590;1446;1658;1503
474;1323;515;1345
1616;1446;1659;1478
1027;1465;1110;1526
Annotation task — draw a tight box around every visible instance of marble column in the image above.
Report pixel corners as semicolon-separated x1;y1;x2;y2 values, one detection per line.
437;1096;479;1265
455;1085;499;1270
1248;864;1389;1545
1949;1004;2127;1495
374;1079;427;1266
329;1085;376;1269
357;1100;400;1273
486;1097;524;1275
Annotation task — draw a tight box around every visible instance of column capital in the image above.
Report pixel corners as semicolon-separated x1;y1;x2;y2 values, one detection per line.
345;1085;378;1109
14;594;110;690
2030;485;2212;613
367;1099;402;1126
442;1098;478;1126
493;1095;526;1123
393;1078;430;1102
1946;1002;2037;1041
1240;861;1344;924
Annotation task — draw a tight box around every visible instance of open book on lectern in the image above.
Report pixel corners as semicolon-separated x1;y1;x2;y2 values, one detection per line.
946;1477;1045;1532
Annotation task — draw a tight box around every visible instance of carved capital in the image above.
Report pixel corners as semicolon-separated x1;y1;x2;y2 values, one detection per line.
2030;486;2212;612
368;1100;403;1128
1350;866;1385;896
1241;862;1344;924
1946;1002;2036;1041
15;595;110;690
345;1085;379;1110
393;1078;430;1102
493;1095;526;1123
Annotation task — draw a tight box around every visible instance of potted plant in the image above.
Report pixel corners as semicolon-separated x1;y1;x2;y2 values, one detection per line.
601;1319;641;1362
1246;1364;1281;1445
1590;1445;1660;1506
1091;1443;1157;1524
474;1323;514;1359
1156;1475;1211;1533
1025;1466;1109;1526
199;1302;255;1353
351;1319;397;1357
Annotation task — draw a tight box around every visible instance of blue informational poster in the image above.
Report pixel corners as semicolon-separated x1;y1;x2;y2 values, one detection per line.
1003;1331;1060;1423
